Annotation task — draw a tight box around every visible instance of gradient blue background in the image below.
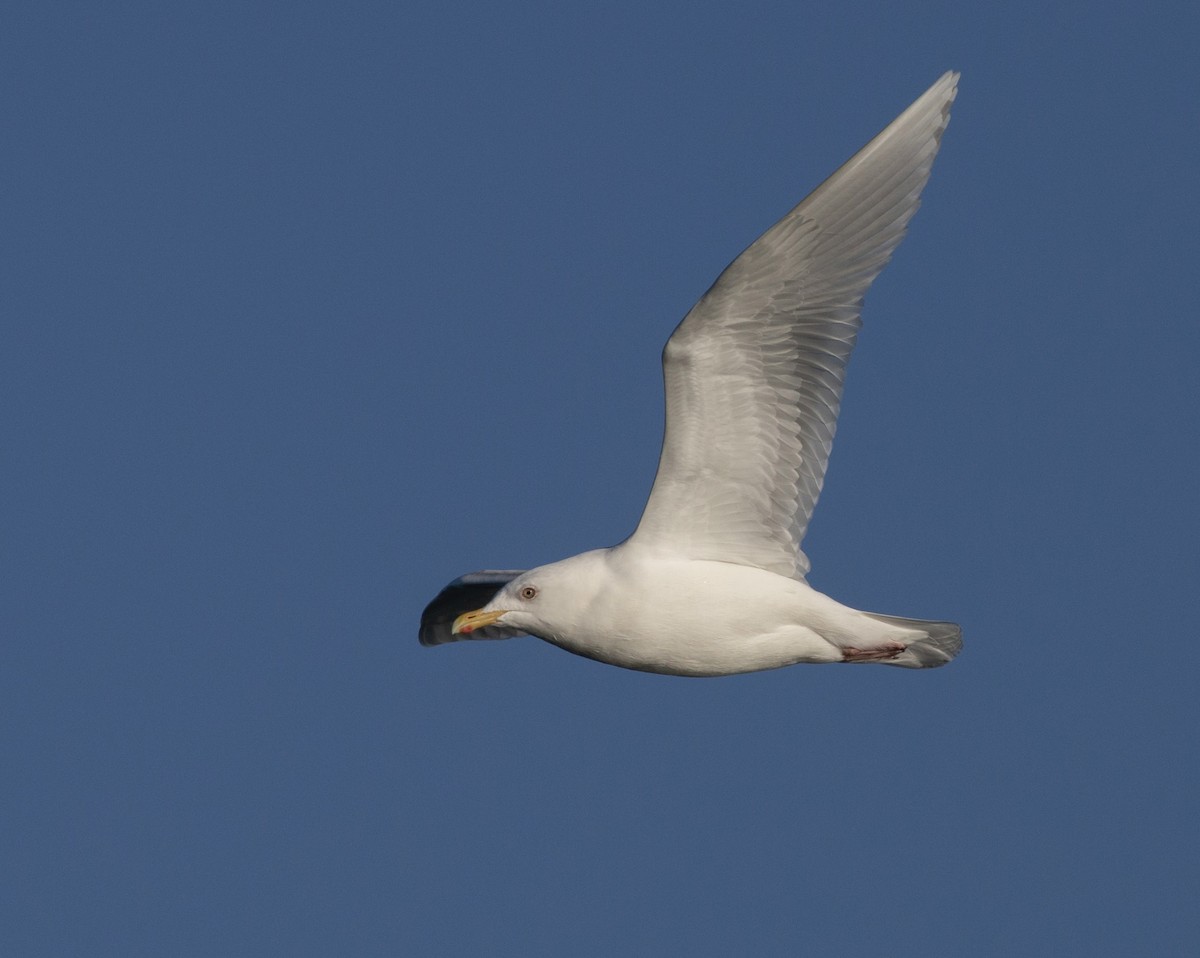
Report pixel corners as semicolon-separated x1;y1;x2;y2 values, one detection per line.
5;2;1198;955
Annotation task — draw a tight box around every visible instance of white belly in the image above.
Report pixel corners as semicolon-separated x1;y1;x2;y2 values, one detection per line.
539;552;882;676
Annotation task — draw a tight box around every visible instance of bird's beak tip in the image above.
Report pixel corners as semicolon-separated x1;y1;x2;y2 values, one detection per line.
452;608;507;635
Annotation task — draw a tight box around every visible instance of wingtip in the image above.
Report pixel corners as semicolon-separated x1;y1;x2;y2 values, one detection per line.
915;71;959;145
936;71;960;110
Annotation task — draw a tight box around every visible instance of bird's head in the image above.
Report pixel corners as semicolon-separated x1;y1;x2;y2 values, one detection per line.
451;550;609;642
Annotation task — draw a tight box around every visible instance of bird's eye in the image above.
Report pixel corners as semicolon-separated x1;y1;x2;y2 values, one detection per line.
519;586;538;600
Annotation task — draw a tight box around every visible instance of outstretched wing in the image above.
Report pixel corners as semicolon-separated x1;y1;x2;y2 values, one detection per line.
419;570;528;646
628;72;958;579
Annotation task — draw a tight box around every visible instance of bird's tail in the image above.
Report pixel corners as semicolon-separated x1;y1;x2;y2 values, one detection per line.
862;612;963;668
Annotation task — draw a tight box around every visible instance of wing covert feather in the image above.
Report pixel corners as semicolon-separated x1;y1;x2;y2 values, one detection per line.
628;72;958;579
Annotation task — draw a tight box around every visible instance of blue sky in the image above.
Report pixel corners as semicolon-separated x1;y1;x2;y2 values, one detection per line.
4;1;1198;955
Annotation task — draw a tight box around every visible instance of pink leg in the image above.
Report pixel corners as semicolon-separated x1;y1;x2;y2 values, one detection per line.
841;642;906;663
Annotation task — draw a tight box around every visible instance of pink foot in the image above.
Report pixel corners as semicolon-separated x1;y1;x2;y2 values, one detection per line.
841;642;905;663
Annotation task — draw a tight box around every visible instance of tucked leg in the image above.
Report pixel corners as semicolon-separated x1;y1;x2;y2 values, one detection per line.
841;642;906;663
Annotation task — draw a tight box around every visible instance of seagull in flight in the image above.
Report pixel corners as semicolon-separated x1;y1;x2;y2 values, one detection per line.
421;73;962;676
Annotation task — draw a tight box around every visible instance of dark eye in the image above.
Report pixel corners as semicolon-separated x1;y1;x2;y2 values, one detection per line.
519;585;538;600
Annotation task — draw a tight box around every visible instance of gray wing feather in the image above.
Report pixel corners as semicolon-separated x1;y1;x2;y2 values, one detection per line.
419;571;528;646
628;72;958;579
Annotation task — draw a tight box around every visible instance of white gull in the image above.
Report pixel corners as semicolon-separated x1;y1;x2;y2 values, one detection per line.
421;72;962;676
